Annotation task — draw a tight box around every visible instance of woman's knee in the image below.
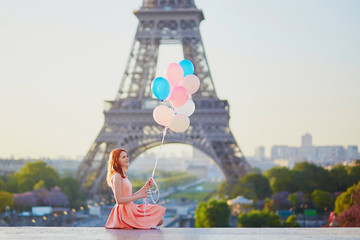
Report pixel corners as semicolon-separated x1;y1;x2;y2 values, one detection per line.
157;218;164;226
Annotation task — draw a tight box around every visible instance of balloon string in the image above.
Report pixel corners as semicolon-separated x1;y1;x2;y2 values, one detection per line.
143;126;168;225
151;126;168;179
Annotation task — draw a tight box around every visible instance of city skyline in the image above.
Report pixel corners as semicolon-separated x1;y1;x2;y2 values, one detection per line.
1;0;359;159
2;132;358;162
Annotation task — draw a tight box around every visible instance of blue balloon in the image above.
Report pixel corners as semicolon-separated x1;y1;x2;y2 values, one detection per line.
179;59;194;77
151;77;170;100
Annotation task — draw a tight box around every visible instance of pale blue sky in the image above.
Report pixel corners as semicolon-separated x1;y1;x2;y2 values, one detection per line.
0;0;359;159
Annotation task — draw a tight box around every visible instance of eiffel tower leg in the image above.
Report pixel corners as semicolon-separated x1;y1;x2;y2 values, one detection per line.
76;141;100;185
75;131;117;199
210;137;252;181
87;142;117;198
179;109;252;182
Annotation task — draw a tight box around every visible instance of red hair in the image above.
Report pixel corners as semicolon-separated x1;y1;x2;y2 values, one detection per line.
106;148;128;187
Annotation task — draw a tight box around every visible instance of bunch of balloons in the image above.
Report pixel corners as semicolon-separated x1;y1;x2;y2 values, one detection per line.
151;59;200;132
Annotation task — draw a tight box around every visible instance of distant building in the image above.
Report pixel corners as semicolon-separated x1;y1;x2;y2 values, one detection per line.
302;133;312;148
255;146;265;160
271;146;300;162
271;133;359;167
184;160;224;182
347;146;360;161
207;162;225;182
273;159;293;168
0;158;80;177
0;159;26;175
129;151;187;173
185;163;208;179
245;146;276;172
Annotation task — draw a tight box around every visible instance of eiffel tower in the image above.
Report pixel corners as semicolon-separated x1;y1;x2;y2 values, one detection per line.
76;0;252;199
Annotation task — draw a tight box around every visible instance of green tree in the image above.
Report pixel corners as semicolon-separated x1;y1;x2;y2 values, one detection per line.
263;197;276;212
288;192;298;209
195;198;230;227
4;174;19;193
59;177;85;208
216;180;238;199
335;181;360;215
230;181;257;200
241;173;272;200
292;162;331;193
265;167;299;193
16;160;60;193
0;191;14;211
283;214;301;227
33;180;46;190
251;167;262;174
288;192;305;210
216;181;230;199
329;164;350;192
337;186;360;227
349;166;360;186
194;201;209;227
0;178;5;191
237;209;281;227
311;189;333;211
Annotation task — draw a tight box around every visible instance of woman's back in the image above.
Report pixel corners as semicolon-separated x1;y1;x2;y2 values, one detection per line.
111;173;132;199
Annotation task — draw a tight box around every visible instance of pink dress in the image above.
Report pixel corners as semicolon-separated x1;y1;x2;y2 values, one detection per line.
105;173;166;229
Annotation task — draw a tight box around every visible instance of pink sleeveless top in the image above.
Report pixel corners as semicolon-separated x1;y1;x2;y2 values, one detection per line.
110;173;132;203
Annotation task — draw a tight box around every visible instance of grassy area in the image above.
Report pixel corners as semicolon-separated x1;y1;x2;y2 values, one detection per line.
166;181;221;201
167;191;213;201
129;169;221;201
186;182;221;192
130;170;198;192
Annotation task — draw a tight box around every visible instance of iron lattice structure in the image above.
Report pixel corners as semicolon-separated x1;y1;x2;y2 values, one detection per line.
76;0;252;199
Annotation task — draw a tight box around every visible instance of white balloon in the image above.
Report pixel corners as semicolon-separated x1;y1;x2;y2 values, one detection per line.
153;105;174;127
175;99;195;117
169;114;190;133
181;75;200;95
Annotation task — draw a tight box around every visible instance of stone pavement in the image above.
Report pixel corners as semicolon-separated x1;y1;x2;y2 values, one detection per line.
1;227;360;240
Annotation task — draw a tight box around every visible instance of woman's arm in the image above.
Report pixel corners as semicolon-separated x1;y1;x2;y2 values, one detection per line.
113;174;141;204
132;178;153;197
132;186;146;197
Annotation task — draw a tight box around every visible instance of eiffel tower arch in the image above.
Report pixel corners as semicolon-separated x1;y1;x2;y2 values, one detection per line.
76;0;252;199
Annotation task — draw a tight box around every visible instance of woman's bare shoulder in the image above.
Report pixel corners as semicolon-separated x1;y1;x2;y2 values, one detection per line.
113;172;121;178
113;173;124;181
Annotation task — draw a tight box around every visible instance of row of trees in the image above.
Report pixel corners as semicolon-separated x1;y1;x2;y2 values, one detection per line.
238;210;300;227
194;161;360;227
194;180;360;227
265;161;360;194
0;161;85;211
194;198;300;227
216;161;360;211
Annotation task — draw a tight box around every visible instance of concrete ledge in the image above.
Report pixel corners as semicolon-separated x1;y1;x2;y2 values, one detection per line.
1;227;360;240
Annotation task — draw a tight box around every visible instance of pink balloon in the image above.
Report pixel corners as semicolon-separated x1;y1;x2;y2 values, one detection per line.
169;86;189;108
165;86;173;101
166;63;184;87
181;75;200;95
153;105;175;127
